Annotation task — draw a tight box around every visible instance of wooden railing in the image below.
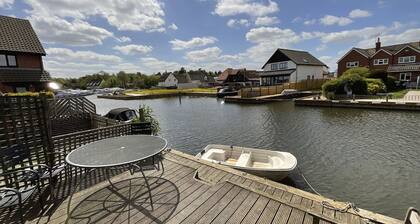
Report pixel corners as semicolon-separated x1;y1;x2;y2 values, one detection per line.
48;96;96;119
240;79;328;98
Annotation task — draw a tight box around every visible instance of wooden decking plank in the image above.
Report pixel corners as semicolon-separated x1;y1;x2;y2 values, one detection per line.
273;188;285;199
290;195;303;206
218;173;234;183
240;195;270;224
210;188;251;224
272;204;293;224
346;212;362;224
300;198;312;210
303;213;314;224
281;191;294;202
287;208;306;224
165;182;226;224
129;173;204;224
254;199;281;224
322;206;336;220
225;192;260;224
264;185;276;195
179;183;234;224
309;200;323;214
195;185;242;224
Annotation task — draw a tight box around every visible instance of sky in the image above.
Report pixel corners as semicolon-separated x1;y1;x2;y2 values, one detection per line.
0;0;419;77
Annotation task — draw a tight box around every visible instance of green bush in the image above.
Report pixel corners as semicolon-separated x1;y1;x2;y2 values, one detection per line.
322;79;340;97
385;75;398;91
342;67;370;78
366;78;386;94
134;104;160;135
339;73;368;95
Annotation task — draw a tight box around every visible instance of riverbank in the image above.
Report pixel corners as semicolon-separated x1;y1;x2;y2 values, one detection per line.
295;98;420;111
224;91;318;104
98;91;217;100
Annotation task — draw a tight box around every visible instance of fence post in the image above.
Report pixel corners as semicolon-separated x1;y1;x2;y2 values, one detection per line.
40;93;55;165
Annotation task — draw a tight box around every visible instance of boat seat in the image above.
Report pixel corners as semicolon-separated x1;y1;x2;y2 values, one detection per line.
269;156;283;167
202;149;226;162
236;152;251;167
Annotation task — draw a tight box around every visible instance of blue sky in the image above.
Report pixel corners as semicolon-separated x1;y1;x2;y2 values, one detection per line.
1;0;419;77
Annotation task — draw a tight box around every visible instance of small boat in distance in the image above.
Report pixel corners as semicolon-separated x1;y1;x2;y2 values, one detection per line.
196;144;297;181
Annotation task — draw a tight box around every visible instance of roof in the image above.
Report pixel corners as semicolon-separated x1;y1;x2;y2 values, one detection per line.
86;80;103;87
173;73;191;83
262;49;327;69
159;73;170;82
217;68;258;81
188;71;216;83
0;68;50;82
339;41;420;62
387;63;420;73
0;15;46;55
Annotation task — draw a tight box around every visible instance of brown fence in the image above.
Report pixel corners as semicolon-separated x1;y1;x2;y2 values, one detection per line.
240;79;328;98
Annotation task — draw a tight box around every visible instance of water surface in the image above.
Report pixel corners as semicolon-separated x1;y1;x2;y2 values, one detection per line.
87;95;420;219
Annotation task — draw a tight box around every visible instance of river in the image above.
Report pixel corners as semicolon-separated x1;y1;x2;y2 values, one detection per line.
86;95;420;219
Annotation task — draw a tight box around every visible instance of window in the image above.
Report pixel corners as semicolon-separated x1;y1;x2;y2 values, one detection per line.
373;58;389;65
270;62;288;71
346;61;359;68
400;73;411;81
398;56;416;64
0;54;17;67
0;55;6;66
7;55;16;66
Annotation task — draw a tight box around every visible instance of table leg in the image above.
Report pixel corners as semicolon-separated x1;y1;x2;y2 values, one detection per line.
131;163;154;210
67;167;95;217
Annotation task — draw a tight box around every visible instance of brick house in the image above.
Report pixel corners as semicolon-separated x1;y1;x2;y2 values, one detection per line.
337;38;420;87
0;15;50;93
217;68;260;87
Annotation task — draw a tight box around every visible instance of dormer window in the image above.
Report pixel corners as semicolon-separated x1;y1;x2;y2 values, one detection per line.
346;61;359;68
398;56;416;64
0;54;17;67
373;58;388;65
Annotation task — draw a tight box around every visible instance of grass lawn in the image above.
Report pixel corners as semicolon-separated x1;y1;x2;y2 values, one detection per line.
390;89;409;98
125;88;217;95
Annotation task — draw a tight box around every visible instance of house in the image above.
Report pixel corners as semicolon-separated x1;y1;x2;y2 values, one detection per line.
259;49;328;86
158;71;215;88
86;80;104;90
217;68;260;87
188;71;216;87
337;38;420;87
0;15;50;93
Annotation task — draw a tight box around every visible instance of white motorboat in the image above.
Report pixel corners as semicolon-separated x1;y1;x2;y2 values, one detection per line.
196;144;297;181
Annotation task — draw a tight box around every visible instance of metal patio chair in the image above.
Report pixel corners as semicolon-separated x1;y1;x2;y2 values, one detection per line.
0;168;43;223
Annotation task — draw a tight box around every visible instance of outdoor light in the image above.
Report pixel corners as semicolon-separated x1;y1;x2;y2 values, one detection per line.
48;82;60;90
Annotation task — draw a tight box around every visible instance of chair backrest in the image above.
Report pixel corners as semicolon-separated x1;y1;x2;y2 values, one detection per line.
0;144;31;171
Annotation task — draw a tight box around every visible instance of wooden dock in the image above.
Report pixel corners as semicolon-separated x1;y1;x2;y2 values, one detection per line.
6;150;401;224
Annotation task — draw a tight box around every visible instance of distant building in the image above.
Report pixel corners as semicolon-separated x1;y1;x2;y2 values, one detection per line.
217;68;260;87
86;80;104;90
158;71;215;89
0;15;50;93
337;38;420;87
259;49;328;86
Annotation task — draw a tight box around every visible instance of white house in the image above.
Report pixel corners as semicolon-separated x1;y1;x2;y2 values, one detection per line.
158;72;215;88
259;49;329;86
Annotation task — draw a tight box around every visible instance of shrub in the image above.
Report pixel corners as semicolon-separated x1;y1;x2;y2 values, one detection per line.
366;78;386;94
322;79;340;97
134;104;160;135
339;73;368;95
385;75;398;91
342;67;370;78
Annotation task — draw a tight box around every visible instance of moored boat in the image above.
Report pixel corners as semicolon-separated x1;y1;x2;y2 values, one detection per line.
196;144;297;181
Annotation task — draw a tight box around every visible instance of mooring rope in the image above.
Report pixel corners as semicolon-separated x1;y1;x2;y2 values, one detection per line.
296;165;360;214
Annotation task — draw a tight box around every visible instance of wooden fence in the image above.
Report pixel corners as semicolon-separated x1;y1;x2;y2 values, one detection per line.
240;79;328;98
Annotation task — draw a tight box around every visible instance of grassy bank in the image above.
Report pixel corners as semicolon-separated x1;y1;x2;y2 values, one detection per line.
390;89;409;98
125;88;217;95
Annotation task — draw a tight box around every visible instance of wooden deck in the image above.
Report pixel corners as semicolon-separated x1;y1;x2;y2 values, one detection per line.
1;150;402;224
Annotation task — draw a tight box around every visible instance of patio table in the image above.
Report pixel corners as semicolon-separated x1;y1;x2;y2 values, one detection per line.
65;135;167;212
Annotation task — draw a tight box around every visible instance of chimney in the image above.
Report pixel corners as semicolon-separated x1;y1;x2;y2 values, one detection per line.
375;37;381;52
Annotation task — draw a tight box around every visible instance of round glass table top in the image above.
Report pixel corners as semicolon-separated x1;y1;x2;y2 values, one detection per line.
65;135;167;168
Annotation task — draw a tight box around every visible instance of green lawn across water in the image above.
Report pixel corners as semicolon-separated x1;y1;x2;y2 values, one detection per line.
390;89;409;98
125;88;217;95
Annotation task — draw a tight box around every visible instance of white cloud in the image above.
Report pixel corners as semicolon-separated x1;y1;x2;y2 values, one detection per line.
255;16;279;26
185;47;222;62
227;19;250;28
117;36;131;43
320;15;353;26
319;56;338;71
29;15;114;46
113;44;153;55
349;9;372;18
170;36;218;50
0;0;13;8
168;23;178;30
357;28;420;48
214;0;278;17
140;57;183;73
24;0;166;32
320;26;387;43
316;44;327;52
46;48;122;63
303;19;316;25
